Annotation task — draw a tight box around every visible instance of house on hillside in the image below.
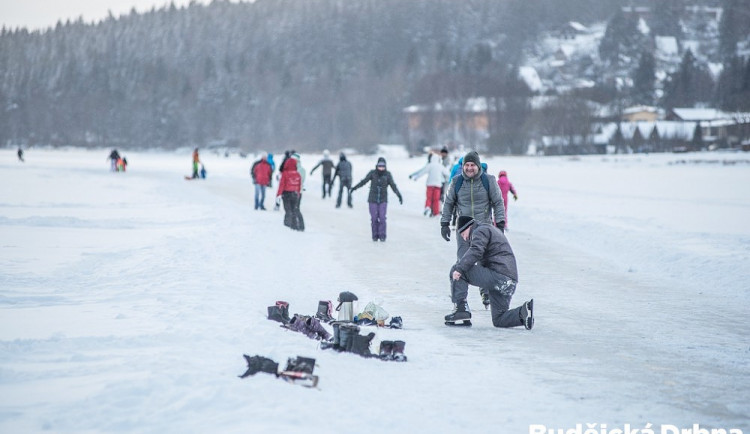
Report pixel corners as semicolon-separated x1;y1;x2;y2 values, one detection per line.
655;36;679;63
621;6;651;21
667;108;750;148
403;98;493;154
558;21;589;39
591;121;698;153
622;106;661;122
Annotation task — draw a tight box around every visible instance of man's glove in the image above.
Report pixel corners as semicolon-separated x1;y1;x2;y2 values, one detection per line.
497;220;505;233
398;196;403;205
441;223;451;242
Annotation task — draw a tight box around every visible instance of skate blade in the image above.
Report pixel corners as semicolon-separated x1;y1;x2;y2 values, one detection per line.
445;320;472;327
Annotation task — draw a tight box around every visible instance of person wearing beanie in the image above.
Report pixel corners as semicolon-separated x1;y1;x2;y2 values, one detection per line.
310;150;335;199
350;157;403;241
445;215;533;330
441;150;505;309
332;152;353;208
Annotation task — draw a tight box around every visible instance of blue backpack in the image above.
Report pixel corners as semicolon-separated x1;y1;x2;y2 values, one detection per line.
453;172;490;195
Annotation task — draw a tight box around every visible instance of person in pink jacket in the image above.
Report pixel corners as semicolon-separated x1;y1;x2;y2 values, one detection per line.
496;171;518;229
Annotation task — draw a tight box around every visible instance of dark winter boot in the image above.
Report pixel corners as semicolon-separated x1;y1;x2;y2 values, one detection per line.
520;299;534;330
445;299;471;322
350;332;376;357
338;323;360;352
239;354;279;378
315;300;334;323
267;305;285;323
379;340;394;360
321;321;342;350
305;316;331;341
391;340;407;362
388;316;403;329
275;301;291;324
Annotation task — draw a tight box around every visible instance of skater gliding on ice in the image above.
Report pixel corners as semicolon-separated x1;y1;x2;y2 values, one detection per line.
445;215;533;329
191;148;202;179
276;157;305;231
332;152;353;208
497;170;518;229
351;157;403;241
310;150;335;199
409;152;449;217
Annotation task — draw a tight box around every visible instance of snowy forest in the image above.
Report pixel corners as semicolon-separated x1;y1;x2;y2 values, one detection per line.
1;0;749;152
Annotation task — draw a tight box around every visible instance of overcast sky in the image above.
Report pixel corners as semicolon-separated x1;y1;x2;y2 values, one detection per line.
0;0;214;31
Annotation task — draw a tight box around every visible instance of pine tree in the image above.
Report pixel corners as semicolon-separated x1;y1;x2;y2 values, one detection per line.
631;51;656;105
662;50;715;109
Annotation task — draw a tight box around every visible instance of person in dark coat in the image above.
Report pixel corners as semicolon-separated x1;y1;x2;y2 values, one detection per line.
310;149;335;199
332;152;353;208
350;157;403;241
447;215;533;329
108;149;120;171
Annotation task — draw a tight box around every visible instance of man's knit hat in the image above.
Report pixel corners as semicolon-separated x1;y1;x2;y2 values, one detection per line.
457;216;475;233
463;151;480;167
376;157;386;168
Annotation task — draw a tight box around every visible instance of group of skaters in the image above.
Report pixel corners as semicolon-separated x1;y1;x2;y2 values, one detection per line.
249;149;359;232
248;145;531;330
107;149;128;172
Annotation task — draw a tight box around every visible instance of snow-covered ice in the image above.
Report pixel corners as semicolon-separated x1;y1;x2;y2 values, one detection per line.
1;148;749;433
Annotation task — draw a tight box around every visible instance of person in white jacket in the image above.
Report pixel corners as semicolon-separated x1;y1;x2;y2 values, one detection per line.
409;152;450;217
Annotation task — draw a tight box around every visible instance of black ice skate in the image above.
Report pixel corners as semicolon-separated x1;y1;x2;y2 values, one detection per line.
521;299;534;330
445;300;472;326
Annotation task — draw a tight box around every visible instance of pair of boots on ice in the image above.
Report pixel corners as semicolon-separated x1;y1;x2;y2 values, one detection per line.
446;298;534;330
268;301;331;341
321;322;407;362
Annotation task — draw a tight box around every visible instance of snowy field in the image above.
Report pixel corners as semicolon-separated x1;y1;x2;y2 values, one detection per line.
1;147;749;433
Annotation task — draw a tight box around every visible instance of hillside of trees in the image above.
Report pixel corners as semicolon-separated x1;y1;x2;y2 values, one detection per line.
1;0;748;153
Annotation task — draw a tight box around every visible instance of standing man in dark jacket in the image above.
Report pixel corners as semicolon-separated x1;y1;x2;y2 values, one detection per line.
445;215;533;329
441;151;505;308
333;152;353;209
351;157;403;242
310;150;335;199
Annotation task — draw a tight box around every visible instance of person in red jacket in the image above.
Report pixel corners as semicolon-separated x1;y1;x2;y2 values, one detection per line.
251;153;273;210
276;158;305;231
